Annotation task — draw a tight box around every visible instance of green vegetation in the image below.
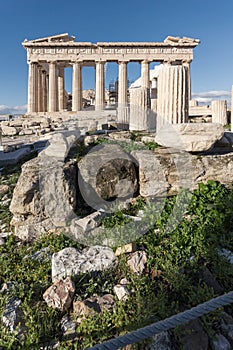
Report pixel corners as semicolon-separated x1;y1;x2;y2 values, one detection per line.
86;136;160;153
1;150;233;348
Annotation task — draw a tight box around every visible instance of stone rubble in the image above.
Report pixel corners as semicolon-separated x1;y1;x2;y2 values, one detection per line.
52;246;116;281
212;334;231;350
25;247;52;262
60;315;76;336
113;283;130;301
127;251;147;274
115;243;138;257
220;312;233;347
73;294;115;323
43;277;75;311
145;331;173;350
73;297;101;323
1;297;26;335
0;184;9;195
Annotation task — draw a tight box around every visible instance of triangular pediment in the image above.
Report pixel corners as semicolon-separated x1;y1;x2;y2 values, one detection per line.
24;33;75;43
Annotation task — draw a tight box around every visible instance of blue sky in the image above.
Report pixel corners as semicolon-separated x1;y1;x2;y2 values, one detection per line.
0;0;233;113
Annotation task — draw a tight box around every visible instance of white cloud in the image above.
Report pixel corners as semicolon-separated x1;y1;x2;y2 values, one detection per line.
192;90;231;106
0;104;27;115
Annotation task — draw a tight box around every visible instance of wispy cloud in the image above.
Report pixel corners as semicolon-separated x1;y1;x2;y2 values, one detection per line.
0;104;27;115
192;90;231;105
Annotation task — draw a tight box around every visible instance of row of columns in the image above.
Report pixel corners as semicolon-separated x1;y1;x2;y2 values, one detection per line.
27;59;151;114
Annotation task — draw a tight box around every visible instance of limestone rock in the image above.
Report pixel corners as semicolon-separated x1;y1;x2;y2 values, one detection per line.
52;246;116;282
108;131;133;141
127;251;147;274
115;243;137;256
73;297;101;323
25;247;52;262
97;294;115;311
60;315;76;336
23;128;34;135
78;144;137;209
9;155;77;240
84;134;108;146
141;136;156;144
9;157;46;218
113;284;130;301
220;312;233;346
70;211;105;234
0;184;9;195
39;129;80;160
0;281;19;295
131;149;233;197
155;123;224;152
1;125;18;136
146;331;173;350
9;119;23;128
43;277;75;311
212;334;231;350
11;218;54;241
2;298;26;335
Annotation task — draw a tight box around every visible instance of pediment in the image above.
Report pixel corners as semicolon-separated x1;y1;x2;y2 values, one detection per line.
23;33;75;43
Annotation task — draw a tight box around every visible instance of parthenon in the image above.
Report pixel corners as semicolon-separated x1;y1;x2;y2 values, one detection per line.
22;33;200;128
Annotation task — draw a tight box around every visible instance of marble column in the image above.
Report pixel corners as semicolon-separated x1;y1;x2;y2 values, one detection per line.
118;61;129;126
41;70;47;112
211;100;227;125
157;62;189;131
46;74;49;111
95;61;105;111
58;66;65;111
129;87;154;131
72;62;82;112
183;60;191;100
28;61;38;113
37;65;43;112
141;60;150;89
48;61;58;112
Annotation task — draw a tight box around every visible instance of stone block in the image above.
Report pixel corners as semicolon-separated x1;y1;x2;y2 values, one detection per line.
155;123;224;152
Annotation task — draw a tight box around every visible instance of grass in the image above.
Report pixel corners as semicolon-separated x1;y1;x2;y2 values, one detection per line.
0;150;233;348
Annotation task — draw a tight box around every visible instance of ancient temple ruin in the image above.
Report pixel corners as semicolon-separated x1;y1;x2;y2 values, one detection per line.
22;33;200;129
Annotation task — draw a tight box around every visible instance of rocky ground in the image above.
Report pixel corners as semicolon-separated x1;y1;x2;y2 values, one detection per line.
1;128;233;349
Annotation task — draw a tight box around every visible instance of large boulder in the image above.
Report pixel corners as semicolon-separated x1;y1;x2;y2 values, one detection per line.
10;156;77;240
155;123;224;152
78;144;138;210
131;148;233;196
9;130;81;240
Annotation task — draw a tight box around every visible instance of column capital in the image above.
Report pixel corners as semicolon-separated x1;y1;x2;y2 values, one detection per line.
28;60;38;65
72;60;83;65
118;60;129;64
141;59;150;64
182;59;192;65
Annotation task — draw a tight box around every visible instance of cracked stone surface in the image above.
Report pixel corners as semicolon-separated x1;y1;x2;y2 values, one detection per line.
52;246;116;281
